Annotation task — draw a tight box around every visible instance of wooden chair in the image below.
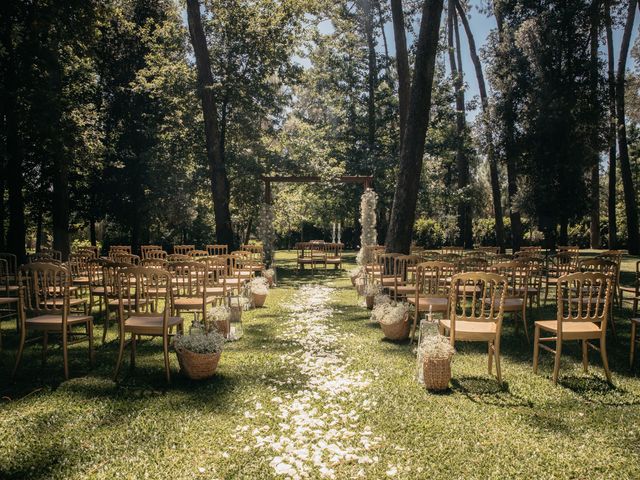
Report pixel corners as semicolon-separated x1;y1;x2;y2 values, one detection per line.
241;244;265;263
173;245;195;255
515;256;544;308
198;256;229;300
188;249;209;258
533;272;613;384
144;249;167;261
438;272;508;383
376;253;400;289
76;246;99;258
168;261;219;322
101;261;134;342
408;261;456;341
442;246;464;256
110;253;140;265
140;245;162;259
113;267;183;382
475;246;500;255
544;252;576;304
0;258;19;350
206;244;228;256
619;260;640;310
167;253;190;262
0;253;18;285
596;250;623;306
492;261;530;342
13;263;94;379
140;258;168;269
87;258;108;316
109;245;132;256
456;257;488;273
296;242;314;270
68;252;92;291
40;248;62;261
387;255;420;301
578;258;618;335
323;243;343;269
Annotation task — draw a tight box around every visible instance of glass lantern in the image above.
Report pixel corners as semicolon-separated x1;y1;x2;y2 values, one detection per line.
415;308;440;384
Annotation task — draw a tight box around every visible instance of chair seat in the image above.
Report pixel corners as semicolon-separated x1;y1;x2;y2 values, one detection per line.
173;296;218;309
73;276;90;285
205;286;226;295
326;257;341;264
124;315;183;334
0;297;19;305
43;298;87;308
381;276;403;286
407;296;448;312
26;314;92;329
108;298;150;307
389;285;416;294
620;285;636;293
486;297;524;310
535;319;602;340
439;319;497;341
91;286;106;294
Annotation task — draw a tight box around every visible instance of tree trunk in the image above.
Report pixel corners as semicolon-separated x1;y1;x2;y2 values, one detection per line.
35;209;43;253
385;0;445;254
455;0;504;252
589;0;601;249
52;152;71;260
494;5;522;252
616;0;640;254
90;217;97;246
186;0;235;249
244;216;253;245
375;0;390;66
0;167;5;251
390;0;411;146
448;3;472;248
605;0;617;248
362;0;377;158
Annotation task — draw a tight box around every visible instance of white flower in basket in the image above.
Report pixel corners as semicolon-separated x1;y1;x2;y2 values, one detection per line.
174;322;226;355
250;277;269;296
364;282;382;297
263;268;276;286
377;302;411;340
207;305;232;337
419;334;455;360
419;334;456;391
374;293;391;306
378;303;410;326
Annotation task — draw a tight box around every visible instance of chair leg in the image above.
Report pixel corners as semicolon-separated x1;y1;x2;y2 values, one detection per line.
88;320;95;366
582;340;588;373
409;311;419;343
12;325;27;380
533;325;540;374
631;321;637;368
42;331;49;366
600;337;612;384
102;307;110;343
114;331;126;381
62;327;69;380
494;341;502;384
130;332;136;368
552;338;562;385
522;309;530;344
163;334;171;383
488;342;494;375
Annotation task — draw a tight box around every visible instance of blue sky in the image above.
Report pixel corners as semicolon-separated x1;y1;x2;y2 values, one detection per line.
309;1;639;119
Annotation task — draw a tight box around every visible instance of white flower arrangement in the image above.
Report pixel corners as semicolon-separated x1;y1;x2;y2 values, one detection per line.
250;276;269;296
363;282;382;297
349;266;364;280
174;322;225;355
419;334;456;360
257;203;276;266
263;268;276;284
356;189;378;265
374;293;391;306
377;302;410;326
370;303;392;323
208;305;231;324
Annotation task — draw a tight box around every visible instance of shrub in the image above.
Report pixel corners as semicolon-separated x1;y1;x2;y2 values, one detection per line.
413;218;446;248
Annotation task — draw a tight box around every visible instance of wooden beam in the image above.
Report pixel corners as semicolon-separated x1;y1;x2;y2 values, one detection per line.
262;175;373;204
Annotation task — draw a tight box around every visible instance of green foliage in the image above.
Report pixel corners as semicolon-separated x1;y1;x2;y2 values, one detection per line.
413;218;446;248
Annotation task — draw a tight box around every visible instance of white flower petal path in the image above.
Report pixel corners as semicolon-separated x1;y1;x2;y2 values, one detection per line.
234;284;383;479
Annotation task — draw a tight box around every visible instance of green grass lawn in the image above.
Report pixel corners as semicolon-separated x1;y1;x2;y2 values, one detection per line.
2;250;640;479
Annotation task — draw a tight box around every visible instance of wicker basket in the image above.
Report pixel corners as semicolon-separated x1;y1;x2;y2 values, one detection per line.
379;313;410;340
175;348;221;380
253;292;267;308
423;356;451;391
366;295;375;309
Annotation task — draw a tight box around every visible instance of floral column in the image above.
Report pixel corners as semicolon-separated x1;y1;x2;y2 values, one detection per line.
356;188;378;265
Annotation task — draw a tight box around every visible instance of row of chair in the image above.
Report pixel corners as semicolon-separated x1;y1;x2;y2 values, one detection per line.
296;242;343;270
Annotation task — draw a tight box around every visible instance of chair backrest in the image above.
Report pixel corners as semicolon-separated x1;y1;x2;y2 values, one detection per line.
394;255;421;284
492;261;528;297
140;258;168;269
198;256;228;285
206;244;228;256
448;272;508;340
75;246;99;258
18;262;70;317
440;253;462;263
40;248;62;261
109;245;132;255
377;253;399;279
140;245;163;259
102;261;130;299
442;246;464;255
116;267;171;324
322;242;342;257
0;258;9;294
579;258;617;277
556;272;612;331
29;252;54;263
87;258;107;288
68;252;92;277
231;250;252;259
416;261;455;297
167;253;190;262
550;252;576;275
456;257;488;273
475;246;500;255
521;246;542;253
188;249;209;258
173;245;195;255
167;261;208;298
144;249;167;260
596;251;622;285
111;253;140;265
241;244;264;262
0;253;17;277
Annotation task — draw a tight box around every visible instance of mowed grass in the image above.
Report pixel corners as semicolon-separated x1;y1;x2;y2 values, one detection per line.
1;250;640;479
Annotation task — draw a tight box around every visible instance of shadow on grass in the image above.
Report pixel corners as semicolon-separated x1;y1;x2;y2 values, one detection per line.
450;376;533;407
558;375;640;406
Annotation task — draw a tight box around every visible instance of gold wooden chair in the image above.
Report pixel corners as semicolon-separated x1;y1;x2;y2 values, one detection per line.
76;246;99;258
296;242;314;270
13;263;94;379
110;252;140;265
387;254;420;301
114;267;183;382
87;258;107;316
578;258;618;335
596;250;623;306
173;245;195;255
492;261;529;342
144;249;167;261
534;272;613;384
323;243;343;269
620;260;640;310
168;261;218;322
140;258;168;268
198;256;229;300
376;253;400;289
0;258;19;350
408;261;455;341
544;252;576;304
40;248;62;261
109;245;132;256
206;244;228;256
68;252;92;292
0;253;18;285
140;245;162;259
439;272;508;383
188;249;209;258
29;252;56;263
101;261;135;342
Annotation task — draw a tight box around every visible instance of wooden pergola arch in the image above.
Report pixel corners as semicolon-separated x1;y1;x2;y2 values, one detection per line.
261;175;374;204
